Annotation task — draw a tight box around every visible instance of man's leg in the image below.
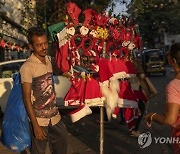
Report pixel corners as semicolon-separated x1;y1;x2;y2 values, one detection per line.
48;120;68;154
30;124;48;154
135;100;145;131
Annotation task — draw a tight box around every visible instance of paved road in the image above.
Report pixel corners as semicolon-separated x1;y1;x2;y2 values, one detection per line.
0;66;175;154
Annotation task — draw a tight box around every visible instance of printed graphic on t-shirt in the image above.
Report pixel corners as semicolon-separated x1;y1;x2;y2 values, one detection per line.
31;72;58;118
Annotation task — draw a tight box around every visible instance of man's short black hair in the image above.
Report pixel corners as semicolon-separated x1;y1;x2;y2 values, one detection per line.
27;27;46;45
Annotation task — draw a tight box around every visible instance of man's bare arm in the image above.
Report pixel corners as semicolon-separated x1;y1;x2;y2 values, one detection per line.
22;82;47;140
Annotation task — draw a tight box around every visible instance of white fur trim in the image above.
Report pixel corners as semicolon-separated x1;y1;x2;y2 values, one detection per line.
112;114;117;119
90;50;97;56
99;80;109;87
70;105;92;123
109;79;119;92
85;97;105;107
99;81;110;98
64;100;80;106
124;74;136;79
57;27;68;48
111;72;127;80
118;98;138;108
99;81;119;121
91;63;99;72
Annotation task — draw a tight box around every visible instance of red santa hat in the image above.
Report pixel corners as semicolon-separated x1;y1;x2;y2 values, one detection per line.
98;58;113;83
66;2;81;26
69;104;92;123
108;58;127;80
124;60;136;78
83;9;93;27
64;78;85;106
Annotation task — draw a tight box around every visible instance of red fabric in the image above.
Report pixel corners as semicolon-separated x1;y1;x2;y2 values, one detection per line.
108;58;126;76
66;2;81;26
83;9;93;27
118;80;137;101
81;36;95;56
64;78;86;106
124;60;136;75
123;108;138;131
112;28;121;41
134;35;142;50
93;38;104;54
55;43;70;72
112;107;120;116
60;43;70;72
133;90;147;102
113;47;129;60
106;41;117;55
85;77;103;99
0;39;7;48
98;58;113;82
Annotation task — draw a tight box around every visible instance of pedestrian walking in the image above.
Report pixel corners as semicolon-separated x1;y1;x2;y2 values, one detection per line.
20;27;68;154
145;42;180;153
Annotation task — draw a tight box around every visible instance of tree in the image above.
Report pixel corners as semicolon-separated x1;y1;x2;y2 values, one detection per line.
35;0;112;27
130;0;180;48
20;0;37;29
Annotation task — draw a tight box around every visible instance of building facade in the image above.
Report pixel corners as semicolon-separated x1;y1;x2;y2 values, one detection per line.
0;0;37;61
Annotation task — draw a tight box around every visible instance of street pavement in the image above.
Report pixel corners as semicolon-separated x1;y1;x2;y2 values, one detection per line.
0;66;175;154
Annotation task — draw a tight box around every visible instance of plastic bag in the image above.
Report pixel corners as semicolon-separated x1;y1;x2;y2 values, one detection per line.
1;73;31;152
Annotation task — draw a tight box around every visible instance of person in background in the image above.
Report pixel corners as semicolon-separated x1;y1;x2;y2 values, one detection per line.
20;27;68;154
145;42;180;153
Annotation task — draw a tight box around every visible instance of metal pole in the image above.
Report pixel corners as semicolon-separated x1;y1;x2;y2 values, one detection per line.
100;106;104;154
100;41;106;154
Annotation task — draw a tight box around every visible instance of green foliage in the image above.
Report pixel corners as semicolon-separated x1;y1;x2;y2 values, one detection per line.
131;0;180;47
20;0;36;28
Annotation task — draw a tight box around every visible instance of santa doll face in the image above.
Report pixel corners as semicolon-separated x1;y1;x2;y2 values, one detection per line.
67;27;75;36
80;26;89;35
